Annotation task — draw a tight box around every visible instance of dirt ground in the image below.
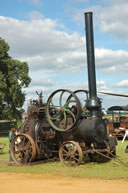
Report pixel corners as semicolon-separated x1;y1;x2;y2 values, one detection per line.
0;173;128;193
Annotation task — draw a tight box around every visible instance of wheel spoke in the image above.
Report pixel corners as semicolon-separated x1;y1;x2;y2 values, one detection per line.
22;136;26;146
59;91;65;108
62;150;68;154
25;141;31;149
64;155;70;161
71;154;79;162
74;153;80;156
63;111;67;129
64;100;76;107
50;99;58;110
48;98;62;120
65;108;76;122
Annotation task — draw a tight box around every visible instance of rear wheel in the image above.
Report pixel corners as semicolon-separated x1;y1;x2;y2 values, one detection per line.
11;133;36;164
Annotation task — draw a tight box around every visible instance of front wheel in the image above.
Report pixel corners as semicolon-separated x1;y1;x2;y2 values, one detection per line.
59;141;83;167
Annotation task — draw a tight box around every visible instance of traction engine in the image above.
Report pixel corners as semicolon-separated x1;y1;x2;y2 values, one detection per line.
11;12;116;167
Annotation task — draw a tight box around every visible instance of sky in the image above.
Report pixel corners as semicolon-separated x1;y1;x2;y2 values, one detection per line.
0;0;128;111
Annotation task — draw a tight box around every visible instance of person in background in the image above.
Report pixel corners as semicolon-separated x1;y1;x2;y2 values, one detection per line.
17;126;21;134
9;128;16;162
16;127;20;135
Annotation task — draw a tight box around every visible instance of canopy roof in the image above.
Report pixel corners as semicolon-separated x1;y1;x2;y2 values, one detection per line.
108;106;128;111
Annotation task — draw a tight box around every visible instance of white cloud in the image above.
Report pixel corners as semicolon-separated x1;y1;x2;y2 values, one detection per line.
1;15;128;76
26;11;44;20
31;79;55;87
0;16;86;74
69;1;128;37
95;48;128;74
98;3;128;36
32;0;41;5
101;0;128;4
0;14;128;110
116;80;128;88
97;81;107;90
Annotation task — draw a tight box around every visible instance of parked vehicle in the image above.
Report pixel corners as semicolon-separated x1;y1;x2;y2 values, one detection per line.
106;106;128;139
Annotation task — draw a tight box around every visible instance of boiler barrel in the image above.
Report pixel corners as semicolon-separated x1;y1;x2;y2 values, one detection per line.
73;118;107;144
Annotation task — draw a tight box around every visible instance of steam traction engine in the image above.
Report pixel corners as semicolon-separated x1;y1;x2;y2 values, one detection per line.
11;12;116;166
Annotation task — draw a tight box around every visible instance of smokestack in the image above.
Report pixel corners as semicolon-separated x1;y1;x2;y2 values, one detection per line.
84;12;97;98
84;12;102;117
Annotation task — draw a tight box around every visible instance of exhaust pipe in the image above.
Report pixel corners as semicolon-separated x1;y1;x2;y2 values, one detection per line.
84;12;102;117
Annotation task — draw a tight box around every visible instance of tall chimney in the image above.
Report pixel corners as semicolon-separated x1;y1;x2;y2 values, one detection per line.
84;12;102;117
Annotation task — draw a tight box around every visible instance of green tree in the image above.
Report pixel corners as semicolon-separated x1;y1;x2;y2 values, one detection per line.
0;37;31;120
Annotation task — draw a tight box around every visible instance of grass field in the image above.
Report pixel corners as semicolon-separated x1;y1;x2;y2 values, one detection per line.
0;137;128;179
